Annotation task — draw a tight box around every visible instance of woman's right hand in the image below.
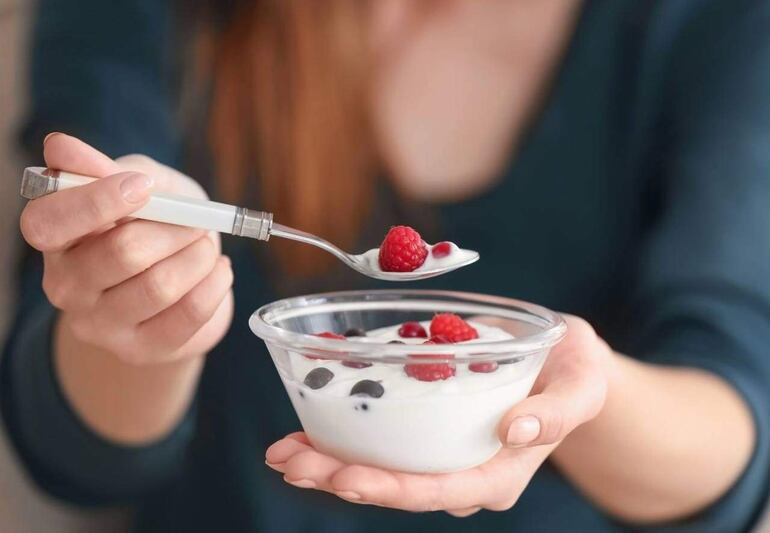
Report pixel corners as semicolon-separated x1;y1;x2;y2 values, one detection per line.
20;133;234;365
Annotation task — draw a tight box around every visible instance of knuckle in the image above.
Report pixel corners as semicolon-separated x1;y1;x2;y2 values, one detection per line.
110;225;151;273
20;207;54;250
192;236;217;263
42;272;70;309
110;333;147;365
113;346;145;366
539;409;565;443
141;268;177;308
83;188;116;226
565;315;597;342
486;497;517;512
180;290;214;325
116;153;158;172
67;316;95;343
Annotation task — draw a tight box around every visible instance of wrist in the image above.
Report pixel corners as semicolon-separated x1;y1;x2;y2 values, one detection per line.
54;315;205;445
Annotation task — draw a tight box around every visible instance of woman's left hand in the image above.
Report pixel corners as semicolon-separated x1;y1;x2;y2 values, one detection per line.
265;315;611;517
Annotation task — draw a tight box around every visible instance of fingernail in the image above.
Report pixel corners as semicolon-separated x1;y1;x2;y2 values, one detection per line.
506;415;541;447
336;491;361;501
120;173;154;203
43;132;63;146
285;477;316;489
265;460;284;471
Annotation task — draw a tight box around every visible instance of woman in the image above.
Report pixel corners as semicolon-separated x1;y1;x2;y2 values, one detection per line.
4;0;770;531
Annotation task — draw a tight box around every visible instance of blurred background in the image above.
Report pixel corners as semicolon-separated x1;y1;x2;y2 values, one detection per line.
0;0;126;530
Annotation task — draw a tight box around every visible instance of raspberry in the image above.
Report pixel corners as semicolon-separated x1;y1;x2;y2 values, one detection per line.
431;241;453;259
306;331;346;360
429;313;479;343
378;226;428;272
469;361;498;373
398;321;428;338
428;334;452;344
404;340;456;381
315;331;346;340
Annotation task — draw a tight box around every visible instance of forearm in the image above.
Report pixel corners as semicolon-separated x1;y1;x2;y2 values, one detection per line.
551;352;756;524
55;314;205;445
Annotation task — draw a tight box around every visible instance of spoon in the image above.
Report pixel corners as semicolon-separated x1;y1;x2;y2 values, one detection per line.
20;167;479;281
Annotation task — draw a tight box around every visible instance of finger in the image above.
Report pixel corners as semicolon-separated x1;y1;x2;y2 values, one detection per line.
283;449;347;492
285;432;311;445
446;507;482;518
498;326;607;448
116;154;208;198
43;133;122;177
266;436;315;466
100;236;218;323
133;256;233;359
330;465;495;512
63;220;206;292
20;171;153;252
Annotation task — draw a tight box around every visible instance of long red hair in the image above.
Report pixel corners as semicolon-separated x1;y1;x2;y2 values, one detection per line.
199;0;376;275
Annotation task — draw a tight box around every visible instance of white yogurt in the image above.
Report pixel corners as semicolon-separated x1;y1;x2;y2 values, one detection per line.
273;321;547;473
361;241;478;274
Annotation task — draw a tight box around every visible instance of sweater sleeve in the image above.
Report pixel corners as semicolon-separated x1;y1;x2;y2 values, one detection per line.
1;0;194;506
628;1;770;530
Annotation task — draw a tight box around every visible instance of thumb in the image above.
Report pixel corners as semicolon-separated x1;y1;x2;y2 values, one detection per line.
498;371;607;448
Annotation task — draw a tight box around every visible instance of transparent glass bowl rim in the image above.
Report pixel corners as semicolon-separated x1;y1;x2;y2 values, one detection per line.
249;289;567;364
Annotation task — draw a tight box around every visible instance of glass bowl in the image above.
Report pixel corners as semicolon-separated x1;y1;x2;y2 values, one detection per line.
250;290;566;473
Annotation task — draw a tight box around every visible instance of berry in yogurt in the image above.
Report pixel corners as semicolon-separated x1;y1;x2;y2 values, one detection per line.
304;368;334;389
342;360;372;369
305;331;346;360
350;379;385;398
430;313;479;342
277;318;545;473
469;361;499;373
344;327;367;338
404;350;456;382
431;241;453;258
316;332;345;340
398;321;428;338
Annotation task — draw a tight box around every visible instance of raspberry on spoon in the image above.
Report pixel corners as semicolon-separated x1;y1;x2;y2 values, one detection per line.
378;226;428;272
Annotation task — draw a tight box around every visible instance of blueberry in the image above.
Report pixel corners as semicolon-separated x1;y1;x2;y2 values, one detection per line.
388;340;405;344
304;368;334;389
350;380;384;398
343;360;372;369
344;327;367;337
499;356;524;365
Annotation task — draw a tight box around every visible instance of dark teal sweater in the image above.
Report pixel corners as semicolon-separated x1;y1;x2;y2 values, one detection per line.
4;0;770;531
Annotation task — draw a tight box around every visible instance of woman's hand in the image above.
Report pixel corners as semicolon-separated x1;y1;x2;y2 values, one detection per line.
20;133;234;364
265;315;611;516
18;133;233;444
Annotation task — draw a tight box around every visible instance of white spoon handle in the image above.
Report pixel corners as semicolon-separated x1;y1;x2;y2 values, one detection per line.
21;167;273;240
